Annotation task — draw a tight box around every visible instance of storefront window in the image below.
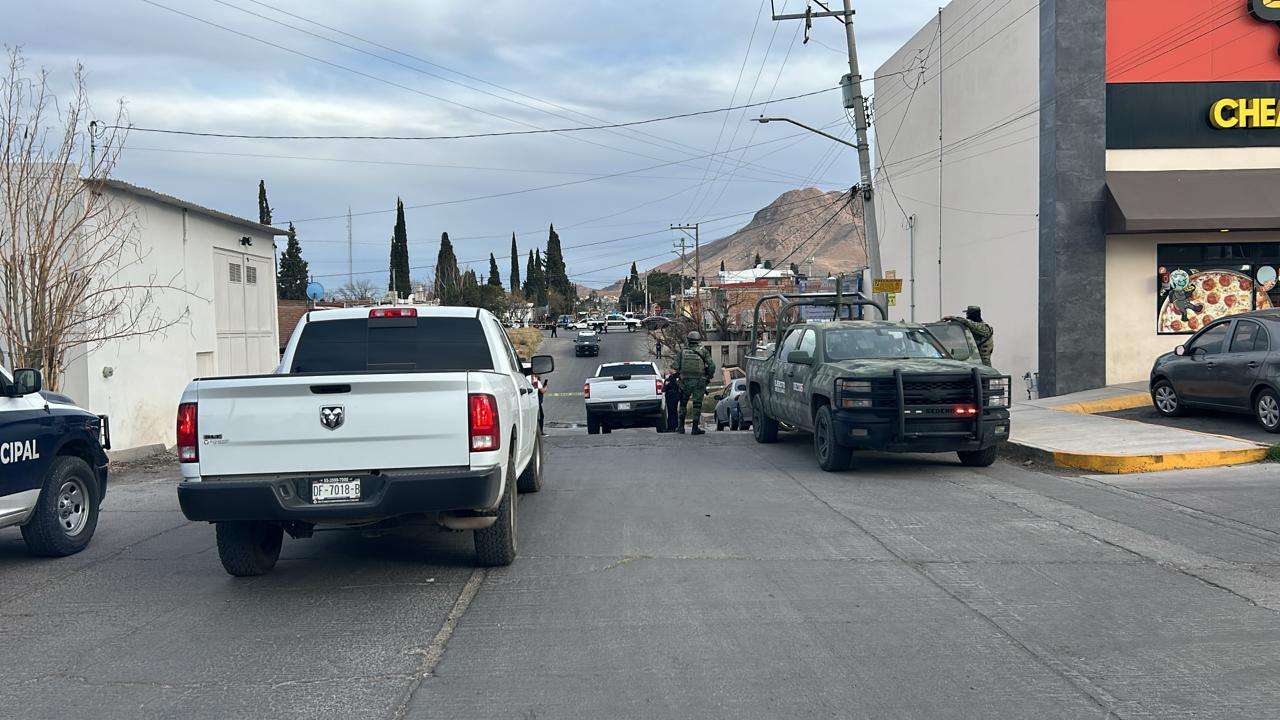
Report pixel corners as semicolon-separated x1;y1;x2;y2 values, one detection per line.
1155;243;1276;334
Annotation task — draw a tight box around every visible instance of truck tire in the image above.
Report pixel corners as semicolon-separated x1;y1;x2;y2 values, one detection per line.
475;462;518;567
20;456;101;557
517;434;544;493
587;414;601;435
814;405;853;472
957;446;998;467
216;521;284;577
751;394;779;444
654;415;667;433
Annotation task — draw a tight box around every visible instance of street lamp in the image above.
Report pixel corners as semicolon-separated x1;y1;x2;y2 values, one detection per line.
750;115;884;308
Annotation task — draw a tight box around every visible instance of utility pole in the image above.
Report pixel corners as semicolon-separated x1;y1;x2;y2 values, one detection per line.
768;0;883;305
671;223;700;326
672;232;690;320
346;206;354;289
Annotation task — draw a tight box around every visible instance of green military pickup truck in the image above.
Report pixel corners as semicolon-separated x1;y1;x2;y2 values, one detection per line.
744;293;1011;471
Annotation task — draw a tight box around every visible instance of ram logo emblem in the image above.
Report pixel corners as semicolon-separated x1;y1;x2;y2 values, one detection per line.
320;405;345;430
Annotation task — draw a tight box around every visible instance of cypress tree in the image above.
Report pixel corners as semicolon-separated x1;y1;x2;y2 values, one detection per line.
753;252;762;267
543;224;573;302
509;233;521;292
276;223;308;300
487;253;503;286
523;249;535;295
719;259;725;273
388;198;411;298
257;180;272;226
434;231;461;303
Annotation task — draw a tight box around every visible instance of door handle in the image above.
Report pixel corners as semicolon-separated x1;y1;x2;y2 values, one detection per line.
1205;361;1216;368
1249;361;1261;369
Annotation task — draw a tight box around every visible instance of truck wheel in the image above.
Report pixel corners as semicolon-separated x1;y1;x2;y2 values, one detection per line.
654;415;667;433
602;425;612;434
957;446;998;467
475;462;518;567
21;456;101;557
216;521;284;577
587;414;601;435
517;434;544;493
814;405;853;472
715;419;725;431
751;395;779;444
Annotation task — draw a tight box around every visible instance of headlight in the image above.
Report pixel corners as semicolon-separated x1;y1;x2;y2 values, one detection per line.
837;379;872;394
839;397;873;409
985;377;1009;407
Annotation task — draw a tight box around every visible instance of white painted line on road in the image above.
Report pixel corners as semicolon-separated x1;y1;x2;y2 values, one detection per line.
391;568;487;718
547;391;584;397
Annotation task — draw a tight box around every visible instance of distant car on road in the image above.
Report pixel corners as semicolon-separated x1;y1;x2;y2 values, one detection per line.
714;378;753;431
575;330;600;357
1149;309;1280;432
584;362;666;434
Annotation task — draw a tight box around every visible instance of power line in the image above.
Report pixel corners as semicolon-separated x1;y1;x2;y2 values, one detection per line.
108;86;840;142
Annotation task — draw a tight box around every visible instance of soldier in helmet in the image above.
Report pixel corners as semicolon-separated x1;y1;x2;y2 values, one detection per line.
944;306;995;367
675;331;716;435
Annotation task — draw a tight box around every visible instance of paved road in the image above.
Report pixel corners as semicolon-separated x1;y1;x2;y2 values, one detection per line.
1104;403;1279;445
3;331;1280;717
541;328;656;429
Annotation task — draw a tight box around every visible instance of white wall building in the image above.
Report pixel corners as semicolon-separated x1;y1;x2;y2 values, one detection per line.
872;0;1041;389
60;180;285;450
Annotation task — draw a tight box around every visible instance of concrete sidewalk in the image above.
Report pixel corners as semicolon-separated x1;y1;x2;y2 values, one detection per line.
1007;384;1271;473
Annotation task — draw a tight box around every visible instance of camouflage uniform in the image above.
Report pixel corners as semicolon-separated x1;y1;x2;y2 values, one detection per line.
676;343;715;432
953;317;994;367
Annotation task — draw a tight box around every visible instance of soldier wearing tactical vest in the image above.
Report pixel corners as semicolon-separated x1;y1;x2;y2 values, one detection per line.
944;306;995;367
675;331;715;435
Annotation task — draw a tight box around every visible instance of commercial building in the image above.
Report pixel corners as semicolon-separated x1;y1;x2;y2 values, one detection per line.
60;179;285;450
873;0;1280;396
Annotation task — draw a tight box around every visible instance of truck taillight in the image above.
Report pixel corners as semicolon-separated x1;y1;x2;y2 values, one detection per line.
369;307;417;318
583;382;591;399
656;379;663;395
176;402;198;463
468;394;499;452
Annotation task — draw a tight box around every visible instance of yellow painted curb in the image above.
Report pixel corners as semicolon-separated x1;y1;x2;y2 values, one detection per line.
1051;393;1151;415
1048;446;1269;474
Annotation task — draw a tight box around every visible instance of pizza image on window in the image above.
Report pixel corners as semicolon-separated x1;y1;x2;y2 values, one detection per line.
1158;269;1253;333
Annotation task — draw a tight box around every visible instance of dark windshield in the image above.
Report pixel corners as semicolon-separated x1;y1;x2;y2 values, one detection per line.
597;363;655;377
289;317;493;373
824;327;946;361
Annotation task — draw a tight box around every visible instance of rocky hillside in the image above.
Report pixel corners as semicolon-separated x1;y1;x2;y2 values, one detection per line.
599;187;865;292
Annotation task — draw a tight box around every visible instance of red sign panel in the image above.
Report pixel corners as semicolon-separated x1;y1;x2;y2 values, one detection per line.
1107;0;1280;83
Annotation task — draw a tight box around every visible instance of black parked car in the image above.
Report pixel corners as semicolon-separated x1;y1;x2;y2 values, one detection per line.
1150;309;1280;432
575;330;600;357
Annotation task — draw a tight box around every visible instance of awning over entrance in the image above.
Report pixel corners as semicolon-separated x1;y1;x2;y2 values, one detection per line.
1106;169;1280;233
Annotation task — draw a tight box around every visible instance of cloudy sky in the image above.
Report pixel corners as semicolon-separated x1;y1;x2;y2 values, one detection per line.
10;1;939;290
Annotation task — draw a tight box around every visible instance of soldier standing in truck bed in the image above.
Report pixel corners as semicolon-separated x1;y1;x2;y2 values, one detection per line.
945;306;994;367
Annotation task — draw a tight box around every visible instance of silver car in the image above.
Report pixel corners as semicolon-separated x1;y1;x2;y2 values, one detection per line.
714;378;752;431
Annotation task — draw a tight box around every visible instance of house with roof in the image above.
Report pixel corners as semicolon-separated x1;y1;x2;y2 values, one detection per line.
58;179;287;451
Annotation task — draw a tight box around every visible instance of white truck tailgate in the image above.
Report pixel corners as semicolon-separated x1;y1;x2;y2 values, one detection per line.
194;373;471;476
588;376;657;403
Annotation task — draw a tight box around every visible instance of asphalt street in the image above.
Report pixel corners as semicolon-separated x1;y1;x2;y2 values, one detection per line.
3;330;1280;718
541;327;658;429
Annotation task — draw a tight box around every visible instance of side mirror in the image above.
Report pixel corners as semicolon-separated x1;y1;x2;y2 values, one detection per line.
528;354;555;375
786;350;813;365
1174;345;1186;356
10;368;42;397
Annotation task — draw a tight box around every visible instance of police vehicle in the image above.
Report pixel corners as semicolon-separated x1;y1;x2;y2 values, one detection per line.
0;364;110;556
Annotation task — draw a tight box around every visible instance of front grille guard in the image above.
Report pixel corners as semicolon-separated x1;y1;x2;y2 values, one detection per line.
891;368;1008;441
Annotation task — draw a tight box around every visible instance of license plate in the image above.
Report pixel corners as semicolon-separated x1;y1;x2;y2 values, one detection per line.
312;478;361;503
616;402;631;410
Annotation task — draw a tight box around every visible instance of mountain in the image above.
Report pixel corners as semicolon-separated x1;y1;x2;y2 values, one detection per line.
601;187;865;292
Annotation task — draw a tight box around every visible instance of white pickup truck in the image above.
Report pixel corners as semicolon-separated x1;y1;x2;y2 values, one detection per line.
583;361;665;434
176;306;554;576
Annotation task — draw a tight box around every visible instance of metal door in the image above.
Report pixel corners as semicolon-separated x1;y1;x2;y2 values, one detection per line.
1217;319;1268;409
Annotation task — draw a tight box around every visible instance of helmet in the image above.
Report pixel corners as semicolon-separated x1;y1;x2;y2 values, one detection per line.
965;305;982;321
686;331;702;343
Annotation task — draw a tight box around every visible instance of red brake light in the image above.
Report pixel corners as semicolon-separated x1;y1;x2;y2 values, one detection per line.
176;402;198;463
656;379;664;395
369;307;417;318
468;394;499;452
954;404;978;416
583;382;591;399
